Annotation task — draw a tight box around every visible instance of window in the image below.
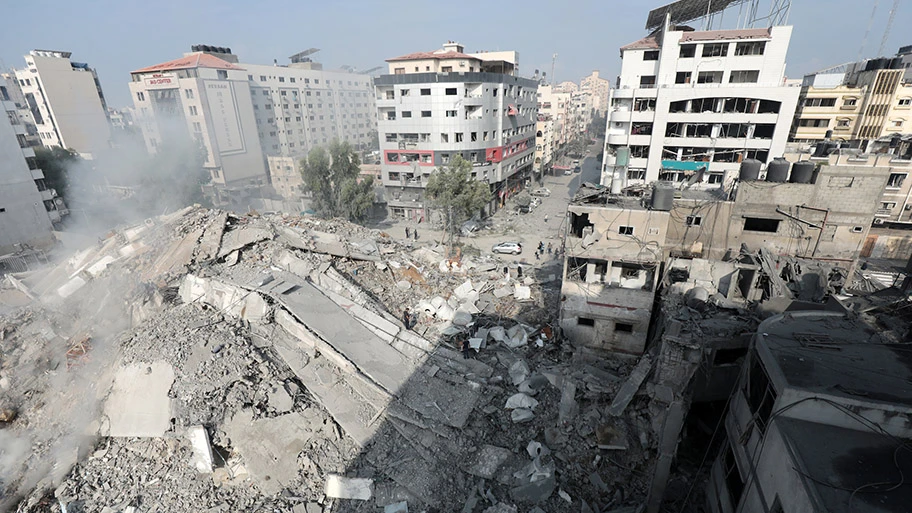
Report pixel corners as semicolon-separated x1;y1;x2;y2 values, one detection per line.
402;111;412;118
643;50;659;61
882;202;897;210
189;105;198;116
577;317;595;327
702;43;728;57
184;89;194;99
891;119;904;128
899;98;912;107
722;443;745;507
734;41;766;56
400;89;410;97
420;88;431;96
639;75;656;88
843;97;857;107
615;322;633;333
394;68;405;75
445;88;457;95
743;217;780;232
290;77;296;83
746;355;777;433
675;72;691;84
455;132;464;142
888;173;906;188
798;118;828;128
260;75;266;82
697;71;723;84
192;122;202;132
686;215;702;226
803;97;836;107
729;70;759;83
851;226;865;233
618;226;634;235
634;98;656;111
136;92;145;101
679;44;696;58
421;110;431;117
836;118;851;128
445;110;457;117
441;153;450;164
441;133;449;142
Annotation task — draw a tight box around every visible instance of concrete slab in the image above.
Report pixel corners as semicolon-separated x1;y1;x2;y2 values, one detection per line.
325;474;373;500
225;409;323;495
217;227;272;258
186;425;214;473
179;275;269;323
607;355;653;417
143;228;202;281
195;212;228;262
102;361;174;437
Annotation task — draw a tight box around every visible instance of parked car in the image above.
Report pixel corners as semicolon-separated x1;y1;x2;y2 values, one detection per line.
572;159;580;167
461;219;481;236
492;242;522;255
563;168;573;176
530;187;551;197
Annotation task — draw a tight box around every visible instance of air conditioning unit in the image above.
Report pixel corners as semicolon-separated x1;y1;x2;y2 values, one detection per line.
873;218;884;225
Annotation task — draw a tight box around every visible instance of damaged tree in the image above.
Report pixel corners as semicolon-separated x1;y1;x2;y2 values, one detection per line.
300;139;374;222
424;155;491;251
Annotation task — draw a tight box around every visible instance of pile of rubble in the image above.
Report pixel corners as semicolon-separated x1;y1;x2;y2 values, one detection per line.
0;207;660;513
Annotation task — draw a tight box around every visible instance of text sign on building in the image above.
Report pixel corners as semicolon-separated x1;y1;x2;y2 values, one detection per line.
143;74;178;89
205;81;245;154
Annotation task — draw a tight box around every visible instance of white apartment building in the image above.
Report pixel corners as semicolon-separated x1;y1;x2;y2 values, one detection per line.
581;70;611;114
0;76;56;255
131;46;378;203
537;84;573;148
603;22;799;186
375;42;537;220
534;116;555;179
15;50;112;158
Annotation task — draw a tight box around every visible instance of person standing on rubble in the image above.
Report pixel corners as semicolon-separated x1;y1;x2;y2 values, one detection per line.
461;338;474;359
413;228;419;240
547;242;553;255
403;307;412;329
405;227;411;239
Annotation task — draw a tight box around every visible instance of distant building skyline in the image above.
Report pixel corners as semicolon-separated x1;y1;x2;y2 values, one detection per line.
0;0;906;108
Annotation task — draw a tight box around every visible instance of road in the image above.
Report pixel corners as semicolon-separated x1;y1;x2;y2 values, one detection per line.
375;144;603;268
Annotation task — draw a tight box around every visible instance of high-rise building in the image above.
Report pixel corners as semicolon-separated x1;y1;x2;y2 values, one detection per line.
375;42;537;220
14;50;112;158
537;84;573;148
791;51;912;144
130;46;378;204
0;75;56;255
603;21;799;187
580;70;611;114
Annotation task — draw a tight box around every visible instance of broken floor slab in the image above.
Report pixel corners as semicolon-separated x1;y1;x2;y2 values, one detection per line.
325;474;373;500
179;274;269;323
217;227;272;258
102;361;175;437
186;425;214;473
607;355;653;417
225;409;325;495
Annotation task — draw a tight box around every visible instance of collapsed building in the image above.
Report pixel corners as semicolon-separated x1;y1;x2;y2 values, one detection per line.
0;206;707;513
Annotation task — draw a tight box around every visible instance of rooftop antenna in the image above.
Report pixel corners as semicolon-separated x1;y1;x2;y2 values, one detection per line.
878;0;900;56
550;53;557;85
858;0;880;61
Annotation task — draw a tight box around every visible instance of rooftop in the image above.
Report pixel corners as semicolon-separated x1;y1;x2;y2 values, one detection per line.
386;50;477;62
620;36;660;51
778;417;912;513
679;27;771;42
132;53;243;74
758;312;912;405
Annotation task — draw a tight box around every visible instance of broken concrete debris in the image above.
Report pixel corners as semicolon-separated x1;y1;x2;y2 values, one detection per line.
0;206;659;513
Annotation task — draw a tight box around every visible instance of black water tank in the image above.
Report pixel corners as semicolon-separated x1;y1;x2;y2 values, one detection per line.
766;158;789;182
789;161;815;183
739;159;762;181
651;184;674;211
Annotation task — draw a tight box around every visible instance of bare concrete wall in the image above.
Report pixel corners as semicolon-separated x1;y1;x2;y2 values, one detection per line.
566;204;670;262
559;279;654;354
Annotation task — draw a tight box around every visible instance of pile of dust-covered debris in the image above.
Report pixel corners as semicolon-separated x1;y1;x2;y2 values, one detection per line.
0;206;666;513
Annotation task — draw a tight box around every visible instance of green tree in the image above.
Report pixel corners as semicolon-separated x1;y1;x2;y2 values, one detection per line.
425;155;492;250
299;139;375;222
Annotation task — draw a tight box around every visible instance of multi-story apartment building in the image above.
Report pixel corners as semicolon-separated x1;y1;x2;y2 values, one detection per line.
375;42;537;220
0;76;57;255
792;52;912;144
580;70;611;115
131;46;377;203
706;310;912;513
534;115;555;180
603;20;799;187
14;50;112;158
537;84;573;148
554;81;579;93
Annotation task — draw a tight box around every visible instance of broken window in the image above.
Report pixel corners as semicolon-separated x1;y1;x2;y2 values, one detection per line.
729;70;759;84
440;133;449;142
702;43;728;57
745;354;777;433
679;44;696;58
697;71;723;84
577;317;595;327
615;323;634;333
618;226;634;236
887;173;906;188
569;212;593;238
743;218;780;232
633;98;656;112
722;442;745;507
686;215;702;226
735;41;766;56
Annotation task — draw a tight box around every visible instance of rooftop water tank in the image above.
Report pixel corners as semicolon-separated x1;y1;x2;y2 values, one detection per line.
789;161;816;183
651;184;674;211
739;159;762;181
765;158;790;182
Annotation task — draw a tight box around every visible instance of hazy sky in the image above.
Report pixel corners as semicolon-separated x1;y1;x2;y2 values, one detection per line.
1;0;908;108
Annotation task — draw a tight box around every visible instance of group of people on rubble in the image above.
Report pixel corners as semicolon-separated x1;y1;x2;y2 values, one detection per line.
534;241;553;260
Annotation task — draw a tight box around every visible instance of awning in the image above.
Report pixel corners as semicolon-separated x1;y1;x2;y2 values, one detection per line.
661;160;708;171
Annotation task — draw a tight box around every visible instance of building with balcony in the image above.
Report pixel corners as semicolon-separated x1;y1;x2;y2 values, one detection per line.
537;83;574;150
0;75;56;255
534;115;555;180
14;50;112;159
706;310;912;513
791;51;912;144
131;46;377;206
375;42;537;220
603;20;799;187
